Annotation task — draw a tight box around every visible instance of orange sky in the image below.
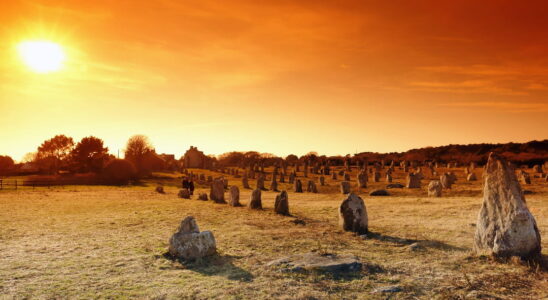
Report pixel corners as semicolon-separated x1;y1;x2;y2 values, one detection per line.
1;0;547;161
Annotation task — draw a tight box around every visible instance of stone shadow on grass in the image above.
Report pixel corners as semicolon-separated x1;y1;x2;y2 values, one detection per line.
365;231;469;252
163;252;253;282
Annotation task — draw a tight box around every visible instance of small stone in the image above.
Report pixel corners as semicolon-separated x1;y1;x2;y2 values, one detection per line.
369;189;389;196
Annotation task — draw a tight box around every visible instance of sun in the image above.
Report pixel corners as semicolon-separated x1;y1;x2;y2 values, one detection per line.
17;40;66;73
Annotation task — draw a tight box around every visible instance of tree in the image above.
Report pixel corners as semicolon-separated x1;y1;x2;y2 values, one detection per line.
36;135;75;173
70;136;109;173
124;135;155;176
0;155;15;175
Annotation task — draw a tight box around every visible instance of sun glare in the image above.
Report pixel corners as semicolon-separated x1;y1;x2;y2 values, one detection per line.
17;40;66;73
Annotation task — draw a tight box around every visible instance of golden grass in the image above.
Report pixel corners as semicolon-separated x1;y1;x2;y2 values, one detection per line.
0;167;547;299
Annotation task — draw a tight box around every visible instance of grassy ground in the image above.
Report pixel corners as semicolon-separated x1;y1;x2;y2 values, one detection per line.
0;167;546;299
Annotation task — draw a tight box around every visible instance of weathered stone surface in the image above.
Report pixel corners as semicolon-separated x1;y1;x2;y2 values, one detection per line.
274;190;289;216
178;189;190;199
467;173;477;181
357;171;367;188
339;193;368;234
294;179;303;193
340;181;351;194
386;183;404;189
307;180;318;193
156;186;165;194
229;185;241;206
266;252;361;274
197;193;208;201
474;153;541;258
369;189;389;196
209;179;226;203
249;188;262;209
406;173;421;188
440;173;452;189
168;216;216;260
427;180;442;197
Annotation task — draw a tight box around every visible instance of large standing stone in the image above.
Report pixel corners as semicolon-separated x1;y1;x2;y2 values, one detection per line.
307;180;318;193
440;173;452;189
474;153;541;258
357;171;367;188
209;179;226;203
249;188;262;209
229;185;241;206
294;179;303;193
406;173;421;188
274;190;289;216
338;193;368;234
340;181;351;194
427;180;442;197
168;216;216;260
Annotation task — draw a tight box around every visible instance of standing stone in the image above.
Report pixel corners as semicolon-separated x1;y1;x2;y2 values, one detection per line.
307;180;318;193
406;173;421;188
256;176;265;190
178;189;190;199
357;171;367;188
294;179;303;193
270;176;278;191
474;153;541;258
427;180;442;197
518;171;531;185
274;191;289;216
440;173;452;189
289;172;296;184
338;193;368;234
168;216;216;260
242;174;250;189
343;172;351;181
229;186;241;206
209;179;226;203
319;176;325;186
249;189;262;209
467;173;477;181
340;181;351;194
372;171;380;182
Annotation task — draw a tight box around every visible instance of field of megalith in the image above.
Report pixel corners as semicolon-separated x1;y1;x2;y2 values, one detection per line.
1;161;546;299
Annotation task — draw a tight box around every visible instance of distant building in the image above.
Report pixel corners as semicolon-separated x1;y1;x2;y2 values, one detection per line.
183;146;211;169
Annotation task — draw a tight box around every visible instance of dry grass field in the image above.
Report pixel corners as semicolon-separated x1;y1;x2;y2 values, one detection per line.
0;167;547;299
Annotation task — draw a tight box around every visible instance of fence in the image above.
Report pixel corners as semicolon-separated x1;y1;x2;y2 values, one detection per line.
0;179;75;190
